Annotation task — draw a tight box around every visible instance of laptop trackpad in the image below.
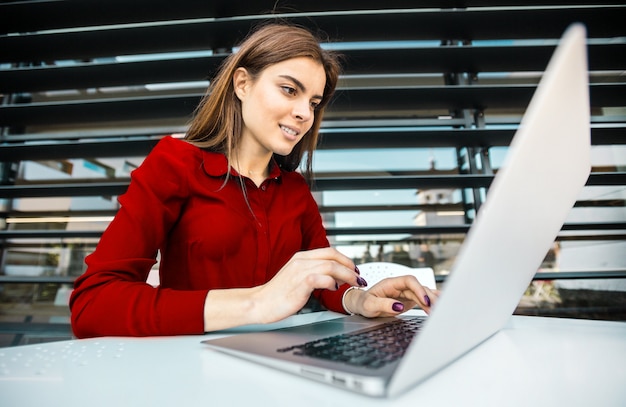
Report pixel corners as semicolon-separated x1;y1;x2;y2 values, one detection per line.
274;315;394;338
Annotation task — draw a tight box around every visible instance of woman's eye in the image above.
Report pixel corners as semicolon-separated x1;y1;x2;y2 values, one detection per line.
310;101;320;110
281;86;296;95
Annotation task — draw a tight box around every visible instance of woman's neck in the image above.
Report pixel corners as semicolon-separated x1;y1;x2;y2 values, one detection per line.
231;154;271;187
230;137;274;186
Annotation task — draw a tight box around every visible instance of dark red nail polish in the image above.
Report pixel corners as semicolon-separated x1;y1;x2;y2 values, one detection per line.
355;266;360;275
392;302;404;312
424;295;431;307
356;276;368;287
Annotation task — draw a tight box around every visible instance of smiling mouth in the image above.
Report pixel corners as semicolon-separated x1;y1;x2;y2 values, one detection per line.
280;125;299;137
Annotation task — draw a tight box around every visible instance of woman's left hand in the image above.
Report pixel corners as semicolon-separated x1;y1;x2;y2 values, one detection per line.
343;275;439;317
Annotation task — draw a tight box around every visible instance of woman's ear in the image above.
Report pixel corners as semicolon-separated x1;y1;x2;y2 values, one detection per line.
233;67;250;101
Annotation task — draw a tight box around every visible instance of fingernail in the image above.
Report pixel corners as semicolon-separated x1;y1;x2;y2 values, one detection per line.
355;266;360;275
392;302;404;312
335;282;339;290
424;295;431;307
356;276;368;287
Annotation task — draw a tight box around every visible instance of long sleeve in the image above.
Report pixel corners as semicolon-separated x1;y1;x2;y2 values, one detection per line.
70;137;209;338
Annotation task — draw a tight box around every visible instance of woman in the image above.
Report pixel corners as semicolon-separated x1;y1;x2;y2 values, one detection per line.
70;23;437;338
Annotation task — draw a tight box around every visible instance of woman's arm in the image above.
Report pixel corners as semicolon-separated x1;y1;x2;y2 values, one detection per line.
70;137;206;338
202;247;364;331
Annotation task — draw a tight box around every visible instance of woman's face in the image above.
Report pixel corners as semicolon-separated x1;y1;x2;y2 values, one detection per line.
233;57;326;158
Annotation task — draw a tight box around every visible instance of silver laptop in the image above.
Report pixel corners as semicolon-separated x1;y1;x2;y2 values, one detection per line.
202;23;591;398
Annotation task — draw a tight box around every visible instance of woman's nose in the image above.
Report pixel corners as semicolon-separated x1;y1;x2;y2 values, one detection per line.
293;99;312;121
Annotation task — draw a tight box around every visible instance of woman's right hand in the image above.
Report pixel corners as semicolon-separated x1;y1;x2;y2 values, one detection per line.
252;247;364;324
202;247;364;332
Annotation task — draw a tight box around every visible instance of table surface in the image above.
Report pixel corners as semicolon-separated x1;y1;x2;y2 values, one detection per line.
1;311;625;407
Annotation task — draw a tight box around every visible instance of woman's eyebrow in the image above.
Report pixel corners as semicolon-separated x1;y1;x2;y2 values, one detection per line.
279;75;323;100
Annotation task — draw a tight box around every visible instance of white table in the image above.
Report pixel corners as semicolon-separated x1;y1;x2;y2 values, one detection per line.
1;311;625;407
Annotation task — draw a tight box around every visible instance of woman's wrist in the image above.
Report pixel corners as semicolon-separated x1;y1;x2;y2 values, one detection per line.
342;286;363;315
203;286;261;331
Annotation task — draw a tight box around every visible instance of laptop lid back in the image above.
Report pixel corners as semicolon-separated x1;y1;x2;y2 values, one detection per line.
389;23;591;396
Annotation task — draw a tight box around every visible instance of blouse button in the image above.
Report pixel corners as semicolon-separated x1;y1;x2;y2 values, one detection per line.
261;185;266;191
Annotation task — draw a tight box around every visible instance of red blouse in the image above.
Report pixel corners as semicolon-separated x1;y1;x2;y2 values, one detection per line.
70;136;349;338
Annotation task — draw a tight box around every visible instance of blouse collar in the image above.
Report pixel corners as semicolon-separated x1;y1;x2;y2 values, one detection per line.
201;150;283;182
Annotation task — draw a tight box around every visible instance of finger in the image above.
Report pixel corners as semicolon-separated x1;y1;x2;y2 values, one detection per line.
295;247;351;263
303;250;365;288
411;286;439;313
422;286;439;307
296;247;357;273
372;275;426;299
323;260;367;288
294;257;363;290
359;294;408;318
369;276;433;312
304;273;340;291
405;277;437;308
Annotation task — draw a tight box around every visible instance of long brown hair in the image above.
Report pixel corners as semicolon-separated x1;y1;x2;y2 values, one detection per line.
185;23;342;180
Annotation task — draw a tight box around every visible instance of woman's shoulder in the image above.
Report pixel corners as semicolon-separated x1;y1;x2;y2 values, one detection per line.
130;136;204;184
144;135;203;166
152;135;199;155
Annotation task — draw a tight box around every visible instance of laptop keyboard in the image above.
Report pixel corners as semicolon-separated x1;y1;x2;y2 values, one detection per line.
277;316;426;369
